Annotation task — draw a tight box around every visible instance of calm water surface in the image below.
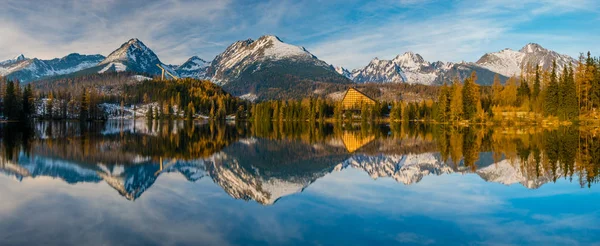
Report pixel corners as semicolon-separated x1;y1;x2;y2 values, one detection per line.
0;120;599;245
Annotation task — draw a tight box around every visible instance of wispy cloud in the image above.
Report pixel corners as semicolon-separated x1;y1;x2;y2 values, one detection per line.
0;0;598;68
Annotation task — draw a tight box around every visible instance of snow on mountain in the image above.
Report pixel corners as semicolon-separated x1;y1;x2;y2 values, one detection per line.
97;38;167;76
0;53;105;82
476;43;576;77
392;52;452;85
476;159;559;189
351;58;406;83
174;56;210;79
0;54;27;66
206;152;317;205
206;35;330;85
351;52;450;85
340;153;455;185
334;66;353;79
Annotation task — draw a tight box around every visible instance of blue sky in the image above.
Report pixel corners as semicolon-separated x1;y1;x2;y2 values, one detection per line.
1;0;599;69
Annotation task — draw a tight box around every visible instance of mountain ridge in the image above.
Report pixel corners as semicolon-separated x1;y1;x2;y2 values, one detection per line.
3;38;579;96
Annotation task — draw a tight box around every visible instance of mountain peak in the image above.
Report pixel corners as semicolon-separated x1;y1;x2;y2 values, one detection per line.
14;54;26;61
395;52;425;64
520;43;546;53
258;35;283;43
128;38;141;44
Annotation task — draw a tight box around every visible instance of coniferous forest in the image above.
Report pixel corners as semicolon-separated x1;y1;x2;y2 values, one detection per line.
0;52;599;127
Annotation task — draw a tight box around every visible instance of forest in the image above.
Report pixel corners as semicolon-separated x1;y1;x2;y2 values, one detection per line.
249;52;600;125
0;52;599;126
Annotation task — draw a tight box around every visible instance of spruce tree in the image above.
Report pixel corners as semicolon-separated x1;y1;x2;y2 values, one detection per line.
533;65;541;99
462;72;479;120
560;64;579;120
544;60;560;116
3;81;17;120
21;84;34;121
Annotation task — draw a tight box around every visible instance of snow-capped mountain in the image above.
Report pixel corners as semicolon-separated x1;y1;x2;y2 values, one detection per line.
205;35;351;99
96;38;170;76
207;35;333;84
0;53;105;82
174;56;210;79
476;43;576;77
0;54;26;66
339;153;456;185
434;61;509;85
351;52;452;85
476;159;560;189
352;58;406;83
334;66;353;79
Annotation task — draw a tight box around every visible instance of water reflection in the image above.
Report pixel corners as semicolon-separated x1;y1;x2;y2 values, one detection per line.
1;121;599;205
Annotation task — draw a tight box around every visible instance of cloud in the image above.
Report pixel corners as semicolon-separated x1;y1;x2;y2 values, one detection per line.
308;0;600;69
0;0;598;68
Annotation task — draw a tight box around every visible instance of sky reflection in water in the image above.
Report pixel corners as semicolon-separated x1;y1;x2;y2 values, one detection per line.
0;120;598;246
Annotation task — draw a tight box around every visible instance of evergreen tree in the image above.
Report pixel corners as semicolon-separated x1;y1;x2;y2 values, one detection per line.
3;81;18;120
587;52;600;108
21;84;34;121
462;72;479;120
560;64;579;120
533;65;541;99
517;78;531;104
544;60;560;116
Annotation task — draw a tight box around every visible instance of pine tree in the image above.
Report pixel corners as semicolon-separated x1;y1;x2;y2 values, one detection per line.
560;64;579;120
544;60;560;116
3;81;18;120
517;78;531;104
462;72;479;120
587;52;600;108
21;84;34;121
533;65;541;99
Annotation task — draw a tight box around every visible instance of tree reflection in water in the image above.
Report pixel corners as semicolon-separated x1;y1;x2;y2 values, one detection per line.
1;120;599;204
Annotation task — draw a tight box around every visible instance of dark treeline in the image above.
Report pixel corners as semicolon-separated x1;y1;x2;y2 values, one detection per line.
0;77;35;121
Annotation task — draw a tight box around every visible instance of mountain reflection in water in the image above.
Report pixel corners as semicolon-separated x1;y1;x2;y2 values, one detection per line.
0;120;599;205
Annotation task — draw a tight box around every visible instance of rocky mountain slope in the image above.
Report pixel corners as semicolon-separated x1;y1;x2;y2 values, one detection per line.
476;43;576;77
94;38;173;76
0;53;105;82
4;37;580;97
174;56;210;79
351;52;454;85
200;35;352;100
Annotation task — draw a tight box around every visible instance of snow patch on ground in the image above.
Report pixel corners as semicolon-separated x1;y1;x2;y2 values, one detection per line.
240;93;258;102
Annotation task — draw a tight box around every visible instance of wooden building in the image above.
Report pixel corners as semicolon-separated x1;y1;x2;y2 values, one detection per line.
341;87;376;110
